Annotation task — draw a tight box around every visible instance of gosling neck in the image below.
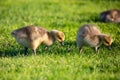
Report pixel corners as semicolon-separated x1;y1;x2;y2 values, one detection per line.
44;31;56;46
48;31;56;43
98;34;106;43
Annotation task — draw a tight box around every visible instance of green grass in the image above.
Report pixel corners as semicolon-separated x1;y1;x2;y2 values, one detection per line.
0;0;120;80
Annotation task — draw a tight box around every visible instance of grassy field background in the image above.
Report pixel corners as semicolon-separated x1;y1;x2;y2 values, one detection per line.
0;0;120;80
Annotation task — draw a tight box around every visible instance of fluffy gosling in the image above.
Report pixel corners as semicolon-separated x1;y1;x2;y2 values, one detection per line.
11;25;65;55
76;24;113;53
100;9;120;23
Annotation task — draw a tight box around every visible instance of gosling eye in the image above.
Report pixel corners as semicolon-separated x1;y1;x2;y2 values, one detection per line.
58;36;62;40
105;41;109;45
59;37;62;40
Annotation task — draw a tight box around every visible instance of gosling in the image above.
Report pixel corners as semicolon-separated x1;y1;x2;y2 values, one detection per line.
100;9;120;23
11;25;65;55
76;24;113;53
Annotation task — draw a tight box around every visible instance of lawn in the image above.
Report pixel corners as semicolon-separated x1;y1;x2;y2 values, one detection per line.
0;0;120;80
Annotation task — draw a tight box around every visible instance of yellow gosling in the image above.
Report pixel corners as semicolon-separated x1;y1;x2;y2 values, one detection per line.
76;24;113;53
11;25;65;55
100;9;120;23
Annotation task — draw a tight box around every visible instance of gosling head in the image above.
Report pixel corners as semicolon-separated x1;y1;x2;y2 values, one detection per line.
103;35;113;50
50;30;65;46
11;28;26;38
11;30;17;37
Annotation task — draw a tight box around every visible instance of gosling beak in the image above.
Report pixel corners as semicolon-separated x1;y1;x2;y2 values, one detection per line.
60;41;64;46
11;31;16;37
107;46;111;50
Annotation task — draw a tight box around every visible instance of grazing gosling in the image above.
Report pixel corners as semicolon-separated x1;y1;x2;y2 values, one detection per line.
100;9;120;23
11;25;65;55
76;24;113;53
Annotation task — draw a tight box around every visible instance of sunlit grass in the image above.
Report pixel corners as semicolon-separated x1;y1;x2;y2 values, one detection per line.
0;0;120;80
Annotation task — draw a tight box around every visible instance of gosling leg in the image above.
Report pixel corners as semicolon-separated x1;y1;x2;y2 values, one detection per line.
24;47;28;55
95;47;99;53
79;47;82;54
32;49;36;55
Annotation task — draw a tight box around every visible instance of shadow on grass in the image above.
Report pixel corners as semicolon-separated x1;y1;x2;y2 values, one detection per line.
0;40;77;57
0;48;25;57
0;40;119;57
1;37;119;57
77;12;120;24
70;12;101;23
38;40;77;55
